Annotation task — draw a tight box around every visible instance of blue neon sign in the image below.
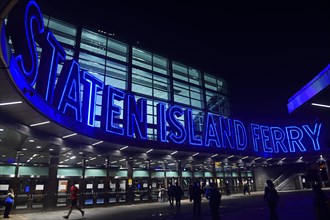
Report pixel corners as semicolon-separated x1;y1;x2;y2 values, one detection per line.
0;0;325;157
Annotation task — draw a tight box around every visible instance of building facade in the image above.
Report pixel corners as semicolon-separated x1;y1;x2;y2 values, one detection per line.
0;0;328;213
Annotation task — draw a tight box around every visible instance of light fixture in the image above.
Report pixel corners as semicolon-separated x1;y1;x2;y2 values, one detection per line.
266;158;272;161
281;158;286;161
299;157;303;160
62;133;77;139
170;151;178;155
227;155;234;159
0;128;4;131
311;103;330;108
241;156;248;160
0;101;22;106
146;149;153;154
30;121;50;127
211;154;218;158
192;152;199;157
119;158;126;162
36;146;41;149
28;139;35;142
92;141;103;146
120;146;128;151
254;157;261;160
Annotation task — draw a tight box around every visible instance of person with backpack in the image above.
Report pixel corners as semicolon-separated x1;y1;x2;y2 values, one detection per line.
63;181;85;219
264;180;280;220
3;189;15;218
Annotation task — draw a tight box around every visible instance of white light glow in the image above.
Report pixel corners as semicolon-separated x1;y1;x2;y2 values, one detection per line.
171;151;178;155
120;146;128;150
0;101;22;106
62;133;77;139
192;152;199;157
30;121;50;127
311;103;330;108
92;141;103;146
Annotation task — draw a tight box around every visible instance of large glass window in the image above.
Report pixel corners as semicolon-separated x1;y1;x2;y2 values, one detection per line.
132;68;169;100
206;90;230;115
43;16;77;46
172;62;201;85
204;73;228;95
132;47;169;75
173;81;203;108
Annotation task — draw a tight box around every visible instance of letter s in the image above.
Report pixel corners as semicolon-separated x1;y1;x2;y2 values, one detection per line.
7;0;44;85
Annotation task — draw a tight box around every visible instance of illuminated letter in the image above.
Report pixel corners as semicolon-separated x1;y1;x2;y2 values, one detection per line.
204;113;220;147
54;60;82;122
82;71;104;127
124;95;147;140
270;127;288;153
234;120;247;150
157;102;167;142
184;109;202;146
166;105;186;144
220;117;234;149
36;31;66;104
303;123;322;151
251;123;260;152
7;0;44;85
260;126;272;153
101;85;125;135
286;126;306;152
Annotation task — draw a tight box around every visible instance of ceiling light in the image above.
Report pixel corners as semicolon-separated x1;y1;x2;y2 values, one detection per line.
311;103;330;108
266;158;272;161
211;154;218;158
281;158;286;161
192;152;199;157
29;139;35;142
241;156;248;160
92;141;103;146
30;121;50;127
146;149;153;154
119;158;126;162
0;101;22;106
254;157;261;160
227;155;234;159
62;133;77;138
170;151;178;155
49;148;54;151
299;157;303;160
36;146;41;149
0;128;4;131
120;146;128;150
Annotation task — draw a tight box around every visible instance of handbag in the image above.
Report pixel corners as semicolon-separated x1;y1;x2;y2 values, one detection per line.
5;196;14;204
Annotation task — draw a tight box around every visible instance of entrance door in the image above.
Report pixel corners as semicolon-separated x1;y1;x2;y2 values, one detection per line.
14;178;46;210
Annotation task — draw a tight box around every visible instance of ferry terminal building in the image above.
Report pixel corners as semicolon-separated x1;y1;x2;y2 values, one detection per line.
0;0;329;212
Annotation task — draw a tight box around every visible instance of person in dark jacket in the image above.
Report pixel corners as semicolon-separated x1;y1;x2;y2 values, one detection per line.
191;182;203;216
312;184;330;220
173;182;183;213
206;182;222;220
264;180;280;220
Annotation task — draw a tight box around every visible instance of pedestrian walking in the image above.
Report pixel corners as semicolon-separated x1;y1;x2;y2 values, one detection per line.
173;182;183;213
167;182;175;206
312;183;330;220
264;180;280;220
63;181;85;219
3;189;15;218
158;185;166;203
206;182;222;220
225;182;231;196
192;182;203;216
243;180;250;195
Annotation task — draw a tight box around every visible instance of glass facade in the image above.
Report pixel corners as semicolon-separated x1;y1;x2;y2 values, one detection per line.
39;15;231;140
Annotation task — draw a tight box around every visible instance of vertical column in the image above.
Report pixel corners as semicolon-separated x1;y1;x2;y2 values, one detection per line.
211;162;216;186
127;158;134;204
177;160;182;186
44;153;59;211
147;160;152;200
190;163;195;184
79;157;86;207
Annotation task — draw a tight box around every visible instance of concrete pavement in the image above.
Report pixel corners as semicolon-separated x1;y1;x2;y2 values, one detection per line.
2;188;329;220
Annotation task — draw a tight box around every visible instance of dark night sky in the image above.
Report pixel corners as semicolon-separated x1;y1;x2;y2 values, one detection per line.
37;0;330;122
